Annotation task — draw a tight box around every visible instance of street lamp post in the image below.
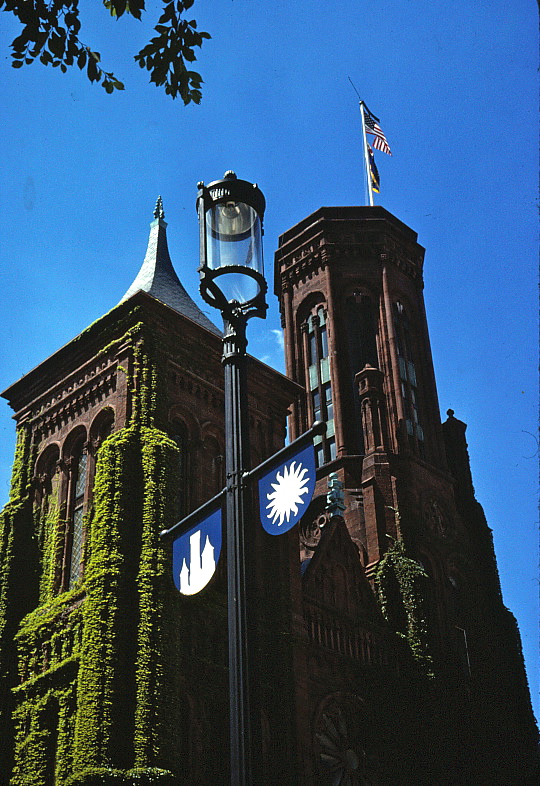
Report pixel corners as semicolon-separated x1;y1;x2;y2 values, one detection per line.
197;171;267;786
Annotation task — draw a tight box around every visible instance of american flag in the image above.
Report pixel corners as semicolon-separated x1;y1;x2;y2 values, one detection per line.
363;106;392;155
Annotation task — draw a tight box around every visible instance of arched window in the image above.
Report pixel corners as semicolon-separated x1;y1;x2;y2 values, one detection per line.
35;445;60;524
89;408;114;454
344;291;378;453
171;419;190;518
393;301;425;456
67;441;88;590
202;434;224;499
34;445;61;598
302;304;336;466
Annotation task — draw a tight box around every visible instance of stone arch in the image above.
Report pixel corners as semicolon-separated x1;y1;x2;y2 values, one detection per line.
295;291;327;330
34;443;60;507
61;425;87;463
89;406;115;447
200;425;225;499
59;425;88;591
391;290;416;320
88;408;115;497
168;404;201;445
168;413;196;518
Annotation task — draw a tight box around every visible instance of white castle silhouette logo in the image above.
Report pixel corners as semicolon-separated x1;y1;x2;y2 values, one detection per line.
179;529;216;595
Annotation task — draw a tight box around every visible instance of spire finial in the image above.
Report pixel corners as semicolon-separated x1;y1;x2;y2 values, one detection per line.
154;195;165;220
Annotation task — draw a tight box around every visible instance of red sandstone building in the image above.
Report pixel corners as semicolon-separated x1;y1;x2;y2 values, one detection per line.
0;199;537;784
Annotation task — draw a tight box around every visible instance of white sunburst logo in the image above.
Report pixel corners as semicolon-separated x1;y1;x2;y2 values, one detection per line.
266;460;311;528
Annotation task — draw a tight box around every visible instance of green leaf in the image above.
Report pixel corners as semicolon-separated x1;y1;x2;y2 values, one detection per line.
5;0;209;101
109;0;127;18
48;32;65;59
87;57;100;82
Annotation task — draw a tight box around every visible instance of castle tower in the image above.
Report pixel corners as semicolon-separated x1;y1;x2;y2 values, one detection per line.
0;200;298;784
274;206;449;567
0;198;537;785
275;205;538;782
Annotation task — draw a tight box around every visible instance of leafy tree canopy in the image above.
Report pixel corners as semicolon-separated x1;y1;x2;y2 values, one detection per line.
1;0;210;103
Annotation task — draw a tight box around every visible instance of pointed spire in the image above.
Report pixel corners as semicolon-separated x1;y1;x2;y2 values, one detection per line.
119;198;220;335
154;195;165;220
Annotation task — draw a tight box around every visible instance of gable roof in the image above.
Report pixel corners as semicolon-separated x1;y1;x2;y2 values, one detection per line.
302;516;382;622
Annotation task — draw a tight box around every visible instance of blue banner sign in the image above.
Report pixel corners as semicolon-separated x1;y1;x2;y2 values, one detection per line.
258;442;316;535
172;507;222;595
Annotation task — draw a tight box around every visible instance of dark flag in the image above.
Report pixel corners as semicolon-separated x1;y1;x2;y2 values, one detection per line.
367;144;380;193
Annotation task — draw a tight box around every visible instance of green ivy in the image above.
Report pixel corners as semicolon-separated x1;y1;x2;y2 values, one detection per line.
0;421;38;779
64;766;175;785
9;424;33;502
376;539;434;677
70;328;181;779
73;425;142;772
1;315;186;783
133;427;178;766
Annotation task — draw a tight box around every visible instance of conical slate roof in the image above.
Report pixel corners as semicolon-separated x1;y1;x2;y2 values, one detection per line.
120;197;220;335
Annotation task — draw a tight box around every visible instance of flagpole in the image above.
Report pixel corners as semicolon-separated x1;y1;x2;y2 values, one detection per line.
359;101;374;206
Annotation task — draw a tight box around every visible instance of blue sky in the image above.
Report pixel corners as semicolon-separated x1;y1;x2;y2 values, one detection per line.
0;1;537;721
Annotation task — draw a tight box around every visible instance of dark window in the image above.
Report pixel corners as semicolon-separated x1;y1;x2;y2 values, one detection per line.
344;292;378;454
304;306;335;466
308;331;318;366
203;435;224;498
68;448;87;590
393;301;424;454
320;323;328;359
323;382;334;422
171;421;189;518
312;389;322;422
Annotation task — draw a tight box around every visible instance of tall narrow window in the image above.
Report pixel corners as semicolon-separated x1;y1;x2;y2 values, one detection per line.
393;301;424;456
203;435;224;497
35;447;61;599
35;447;60;530
68;447;87;589
344;292;378;453
304;306;336;466
171;420;189;518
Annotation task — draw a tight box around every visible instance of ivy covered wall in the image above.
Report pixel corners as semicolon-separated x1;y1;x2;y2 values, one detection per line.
0;314;191;785
375;538;433;677
0;421;41;779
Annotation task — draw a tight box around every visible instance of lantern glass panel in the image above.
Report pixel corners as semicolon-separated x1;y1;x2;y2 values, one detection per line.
206;201;263;304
